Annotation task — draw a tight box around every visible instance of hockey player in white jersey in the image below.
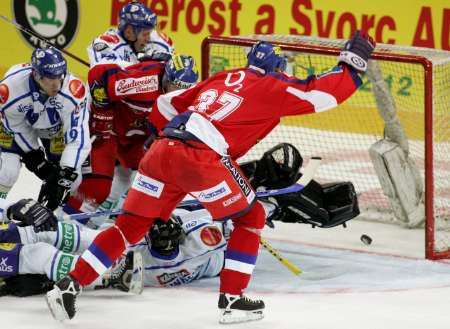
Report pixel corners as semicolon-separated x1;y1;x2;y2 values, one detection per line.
0;200;227;296
87;2;173;67
0;48;90;216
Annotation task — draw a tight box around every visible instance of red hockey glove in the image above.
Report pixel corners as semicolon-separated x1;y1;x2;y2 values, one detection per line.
339;30;376;73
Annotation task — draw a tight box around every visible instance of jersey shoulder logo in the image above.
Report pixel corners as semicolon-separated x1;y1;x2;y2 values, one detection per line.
0;84;10;104
13;0;79;49
200;226;223;247
69;79;85;99
99;33;120;44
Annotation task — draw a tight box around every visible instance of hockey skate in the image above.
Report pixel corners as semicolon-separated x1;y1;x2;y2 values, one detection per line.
218;293;265;324
102;250;144;294
46;276;81;321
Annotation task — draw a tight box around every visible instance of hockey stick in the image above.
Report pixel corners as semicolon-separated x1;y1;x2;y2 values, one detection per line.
260;238;302;275
63;157;322;222
0;14;90;67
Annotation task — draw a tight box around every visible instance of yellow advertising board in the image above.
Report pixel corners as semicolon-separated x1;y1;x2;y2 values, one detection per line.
0;0;448;81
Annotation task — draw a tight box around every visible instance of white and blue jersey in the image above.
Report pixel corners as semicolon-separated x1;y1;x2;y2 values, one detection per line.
87;28;174;67
0;63;90;169
133;208;227;287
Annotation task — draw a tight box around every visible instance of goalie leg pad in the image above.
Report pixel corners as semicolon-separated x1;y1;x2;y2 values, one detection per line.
369;139;424;227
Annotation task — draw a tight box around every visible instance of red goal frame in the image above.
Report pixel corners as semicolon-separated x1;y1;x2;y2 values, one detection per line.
201;35;445;260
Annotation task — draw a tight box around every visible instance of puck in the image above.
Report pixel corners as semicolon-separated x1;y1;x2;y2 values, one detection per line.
360;234;372;245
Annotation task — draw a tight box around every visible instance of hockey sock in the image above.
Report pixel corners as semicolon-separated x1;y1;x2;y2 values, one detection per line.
220;202;266;295
70;225;126;286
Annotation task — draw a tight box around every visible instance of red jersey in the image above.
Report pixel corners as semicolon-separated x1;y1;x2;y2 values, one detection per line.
150;65;361;159
88;61;165;137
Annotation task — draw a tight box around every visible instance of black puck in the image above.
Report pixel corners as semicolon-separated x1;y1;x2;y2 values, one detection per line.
360;234;372;245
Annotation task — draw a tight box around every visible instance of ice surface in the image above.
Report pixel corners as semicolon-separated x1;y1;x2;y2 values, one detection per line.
2;167;450;329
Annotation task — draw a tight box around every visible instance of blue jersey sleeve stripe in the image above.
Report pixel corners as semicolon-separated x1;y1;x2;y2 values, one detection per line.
0;67;32;83
91;42;100;63
16;132;34;151
1;92;32;111
49;251;59;281
75;224;81;252
58;91;78;107
73;103;86;168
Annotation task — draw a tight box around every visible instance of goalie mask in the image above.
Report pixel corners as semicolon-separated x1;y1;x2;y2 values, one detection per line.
247;143;303;189
146;217;185;256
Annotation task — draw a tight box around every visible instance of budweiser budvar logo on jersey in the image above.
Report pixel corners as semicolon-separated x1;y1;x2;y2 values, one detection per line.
115;75;159;96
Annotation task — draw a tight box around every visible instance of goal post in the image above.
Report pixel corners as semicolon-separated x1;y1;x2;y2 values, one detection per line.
201;35;450;260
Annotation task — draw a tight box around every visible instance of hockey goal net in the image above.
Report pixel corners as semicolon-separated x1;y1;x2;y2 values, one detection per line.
201;35;450;260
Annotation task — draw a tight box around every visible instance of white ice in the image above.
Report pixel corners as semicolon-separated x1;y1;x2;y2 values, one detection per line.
2;169;450;329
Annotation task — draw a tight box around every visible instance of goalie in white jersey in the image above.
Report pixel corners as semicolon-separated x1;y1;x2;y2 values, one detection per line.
0;48;90;215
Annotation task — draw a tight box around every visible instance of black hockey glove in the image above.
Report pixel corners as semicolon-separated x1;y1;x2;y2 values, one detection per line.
38;166;78;211
6;198;58;232
21;148;58;181
0;274;54;297
339;30;376;73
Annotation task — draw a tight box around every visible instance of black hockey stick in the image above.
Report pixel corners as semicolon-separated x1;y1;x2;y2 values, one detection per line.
0;14;90;67
63;157;322;222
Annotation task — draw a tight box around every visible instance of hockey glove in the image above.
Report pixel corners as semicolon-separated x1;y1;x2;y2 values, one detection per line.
21;148;58;181
6;198;58;232
38;167;78;211
90;104;114;139
339;30;376;73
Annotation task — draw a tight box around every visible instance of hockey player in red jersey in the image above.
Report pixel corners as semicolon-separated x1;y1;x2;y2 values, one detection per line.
46;31;375;323
63;55;198;220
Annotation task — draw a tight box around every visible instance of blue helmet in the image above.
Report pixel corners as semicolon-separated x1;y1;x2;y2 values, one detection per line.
247;41;284;73
118;2;157;34
275;55;287;73
31;47;67;78
164;54;199;89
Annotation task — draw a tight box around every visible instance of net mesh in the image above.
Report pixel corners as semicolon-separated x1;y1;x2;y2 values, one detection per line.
205;35;450;257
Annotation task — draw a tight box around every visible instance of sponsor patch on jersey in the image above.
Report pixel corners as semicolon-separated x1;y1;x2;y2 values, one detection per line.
132;173;164;198
69;79;85;99
200;226;223;247
115;75;159;96
222;193;242;207
93;42;109;52
99;34;120;44
191;181;231;203
0;84;9;104
221;157;255;203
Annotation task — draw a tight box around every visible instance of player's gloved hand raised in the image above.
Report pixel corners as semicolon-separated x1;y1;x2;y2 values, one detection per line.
38;166;78;211
6;199;58;232
339;30;376;73
21;148;58;181
90;104;114;139
137;46;172;62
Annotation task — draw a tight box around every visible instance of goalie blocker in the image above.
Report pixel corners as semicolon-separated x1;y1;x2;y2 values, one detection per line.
241;143;360;228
